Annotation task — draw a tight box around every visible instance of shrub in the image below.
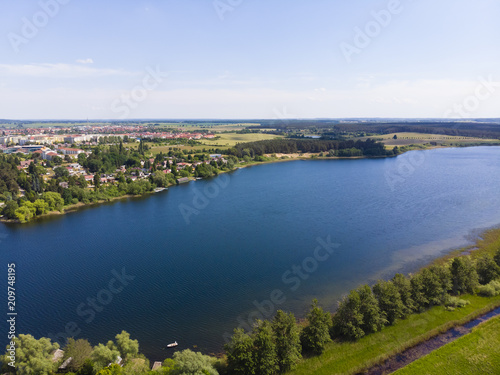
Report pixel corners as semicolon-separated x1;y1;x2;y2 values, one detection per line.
477;280;500;297
444;295;470;309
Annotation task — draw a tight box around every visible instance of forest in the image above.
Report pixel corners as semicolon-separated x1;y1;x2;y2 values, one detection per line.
227;138;395;158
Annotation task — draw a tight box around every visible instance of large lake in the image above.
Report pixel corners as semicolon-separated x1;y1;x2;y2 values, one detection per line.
1;146;500;360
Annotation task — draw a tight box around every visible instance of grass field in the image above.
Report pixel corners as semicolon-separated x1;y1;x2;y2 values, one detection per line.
394;316;500;375
198;132;284;147
144;132;283;154
140;132;283;155
287;295;500;375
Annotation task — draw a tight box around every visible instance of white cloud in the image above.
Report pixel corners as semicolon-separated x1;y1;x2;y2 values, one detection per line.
76;58;94;64
0;78;499;119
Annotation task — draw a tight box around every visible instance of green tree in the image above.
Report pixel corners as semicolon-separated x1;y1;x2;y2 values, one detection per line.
161;358;177;373
358;284;385;334
410;273;428;311
332;290;364;340
495;248;500;268
52;156;63;165
271;310;301;373
392;273;415;315
33;199;49;215
194;163;214;178
63;338;93;373
96;364;123;375
77;359;95;375
54;166;70;178
114;331;139;361
91;343;120;373
224;328;255;375
300;299;332;354
420;266;451;306
171;349;218;375
0;334;59;375
15;205;34;223
151;171;169;187
1;200;19;219
450;257;478;294
372;280;404;325
122;358;150;375
476;255;500;285
252;320;278;375
94;174;101;189
42;191;64;212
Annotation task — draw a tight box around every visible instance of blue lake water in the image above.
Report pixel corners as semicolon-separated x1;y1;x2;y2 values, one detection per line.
1;146;500;360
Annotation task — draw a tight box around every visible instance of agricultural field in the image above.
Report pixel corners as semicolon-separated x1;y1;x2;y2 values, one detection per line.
199;132;284;147
144;132;284;154
395;316;500;375
357;132;500;147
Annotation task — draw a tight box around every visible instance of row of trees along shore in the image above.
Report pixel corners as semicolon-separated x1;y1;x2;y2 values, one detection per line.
2;249;500;375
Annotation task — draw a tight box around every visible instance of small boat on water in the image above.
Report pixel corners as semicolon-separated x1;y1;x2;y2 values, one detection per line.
166;341;178;348
154;187;167;193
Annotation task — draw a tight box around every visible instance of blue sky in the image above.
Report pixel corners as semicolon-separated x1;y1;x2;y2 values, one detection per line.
1;0;499;119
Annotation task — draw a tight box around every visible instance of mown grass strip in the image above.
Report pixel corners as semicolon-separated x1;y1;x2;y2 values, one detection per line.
394;315;500;375
288;295;500;375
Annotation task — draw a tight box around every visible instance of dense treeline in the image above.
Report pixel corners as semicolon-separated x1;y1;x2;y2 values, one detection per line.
0;155;20;196
251;120;500;139
224;249;500;374
227;139;394;158
1;250;499;375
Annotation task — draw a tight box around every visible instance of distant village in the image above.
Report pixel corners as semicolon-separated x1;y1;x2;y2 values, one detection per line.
0;125;216;153
0;127;219;181
0;126;231;222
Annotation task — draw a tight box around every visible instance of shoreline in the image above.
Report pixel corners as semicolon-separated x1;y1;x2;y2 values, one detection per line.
0;151;400;224
0;143;498;224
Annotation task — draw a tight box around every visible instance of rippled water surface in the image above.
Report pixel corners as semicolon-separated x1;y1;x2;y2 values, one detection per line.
1;146;500;360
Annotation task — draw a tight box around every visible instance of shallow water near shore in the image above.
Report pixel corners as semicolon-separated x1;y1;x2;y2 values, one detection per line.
1;146;500;360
